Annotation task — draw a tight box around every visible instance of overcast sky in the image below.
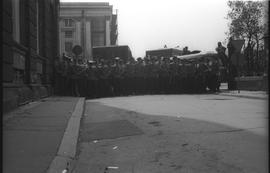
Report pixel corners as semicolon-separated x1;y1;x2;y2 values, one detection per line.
61;0;230;58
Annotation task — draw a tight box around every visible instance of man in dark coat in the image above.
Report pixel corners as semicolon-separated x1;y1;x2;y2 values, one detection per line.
227;37;235;64
216;42;227;67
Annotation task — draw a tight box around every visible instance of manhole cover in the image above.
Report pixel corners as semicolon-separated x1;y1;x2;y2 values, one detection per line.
81;120;144;142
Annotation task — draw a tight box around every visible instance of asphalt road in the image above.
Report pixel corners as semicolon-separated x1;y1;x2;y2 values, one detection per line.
87;94;268;136
73;94;268;173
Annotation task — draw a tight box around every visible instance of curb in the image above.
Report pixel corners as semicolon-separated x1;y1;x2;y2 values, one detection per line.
46;97;85;173
218;93;267;100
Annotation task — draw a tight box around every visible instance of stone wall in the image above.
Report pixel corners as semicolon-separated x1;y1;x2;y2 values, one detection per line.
2;0;60;113
235;76;268;91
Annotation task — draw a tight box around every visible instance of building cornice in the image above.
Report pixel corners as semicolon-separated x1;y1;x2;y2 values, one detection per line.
60;2;111;7
60;27;76;32
59;15;111;20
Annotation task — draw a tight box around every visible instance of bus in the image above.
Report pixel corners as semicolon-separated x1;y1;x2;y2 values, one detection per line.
92;45;133;62
177;52;227;82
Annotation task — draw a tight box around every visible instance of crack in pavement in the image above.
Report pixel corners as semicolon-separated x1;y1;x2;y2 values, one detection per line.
187;126;266;134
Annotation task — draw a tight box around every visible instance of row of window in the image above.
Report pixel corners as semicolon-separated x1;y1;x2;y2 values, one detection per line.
63;18;109;55
63;18;108;40
64;19;74;27
65;31;73;38
65;42;73;52
63;18;106;31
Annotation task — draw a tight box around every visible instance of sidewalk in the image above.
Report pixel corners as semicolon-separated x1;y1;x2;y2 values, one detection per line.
218;90;268;99
3;96;84;173
218;83;268;99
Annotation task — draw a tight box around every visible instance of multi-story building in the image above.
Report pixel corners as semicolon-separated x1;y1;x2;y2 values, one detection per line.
2;0;60;113
59;2;118;60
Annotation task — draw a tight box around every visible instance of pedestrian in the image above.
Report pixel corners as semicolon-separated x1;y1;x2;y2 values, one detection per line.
216;42;227;67
227;37;235;63
53;56;62;95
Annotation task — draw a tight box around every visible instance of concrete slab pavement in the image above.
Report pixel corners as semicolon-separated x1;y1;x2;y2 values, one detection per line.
3;97;85;173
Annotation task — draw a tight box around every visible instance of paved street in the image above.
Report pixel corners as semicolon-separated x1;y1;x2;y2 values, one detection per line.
73;94;268;173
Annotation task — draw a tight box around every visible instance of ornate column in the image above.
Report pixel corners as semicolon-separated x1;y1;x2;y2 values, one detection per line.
75;20;81;46
85;19;92;60
60;32;65;60
59;19;64;60
105;19;111;46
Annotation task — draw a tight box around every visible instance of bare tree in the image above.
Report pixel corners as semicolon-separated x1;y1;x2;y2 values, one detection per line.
226;0;267;75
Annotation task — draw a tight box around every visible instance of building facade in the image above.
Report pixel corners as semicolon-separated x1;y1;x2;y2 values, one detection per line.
2;0;60;113
59;2;118;60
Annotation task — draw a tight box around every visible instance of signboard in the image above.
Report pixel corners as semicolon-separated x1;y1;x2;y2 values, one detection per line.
72;45;83;55
13;52;25;70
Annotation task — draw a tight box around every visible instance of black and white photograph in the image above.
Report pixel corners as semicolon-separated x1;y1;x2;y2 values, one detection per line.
2;0;269;172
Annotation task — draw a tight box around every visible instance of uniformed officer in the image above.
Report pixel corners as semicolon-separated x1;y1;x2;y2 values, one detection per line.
85;61;97;98
216;42;227;67
76;63;87;97
177;59;184;94
169;56;179;94
143;57;152;94
61;55;70;95
151;56;160;94
197;61;209;93
129;59;137;95
123;59;134;95
212;59;221;92
134;57;144;94
158;57;166;94
112;57;122;96
118;59;126;96
70;60;81;96
53;56;62;95
96;59;106;97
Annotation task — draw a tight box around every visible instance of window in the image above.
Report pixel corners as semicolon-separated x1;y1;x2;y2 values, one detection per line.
65;42;73;52
64;19;74;27
92;19;105;32
65;31;73;38
92;33;105;46
13;52;25;84
12;0;20;42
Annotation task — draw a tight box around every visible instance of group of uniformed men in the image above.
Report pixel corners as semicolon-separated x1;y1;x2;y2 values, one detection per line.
54;53;222;98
